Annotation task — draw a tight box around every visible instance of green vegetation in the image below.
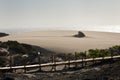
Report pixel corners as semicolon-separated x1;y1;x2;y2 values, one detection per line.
87;49;110;58
56;45;120;60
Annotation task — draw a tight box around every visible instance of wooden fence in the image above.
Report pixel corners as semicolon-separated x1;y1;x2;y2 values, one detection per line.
0;54;120;73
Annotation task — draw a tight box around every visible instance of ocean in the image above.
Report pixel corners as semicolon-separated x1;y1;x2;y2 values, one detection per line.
0;25;120;34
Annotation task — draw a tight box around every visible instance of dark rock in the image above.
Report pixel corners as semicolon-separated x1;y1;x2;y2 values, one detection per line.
0;33;9;37
74;31;85;38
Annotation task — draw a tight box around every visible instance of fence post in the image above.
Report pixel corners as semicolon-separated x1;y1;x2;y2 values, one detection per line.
68;54;71;69
54;55;56;71
111;52;113;60
23;55;27;73
10;55;12;69
51;54;56;71
93;57;95;64
9;53;14;73
81;57;84;67
102;55;105;63
109;49;113;67
24;64;26;73
38;52;42;71
8;47;13;72
64;54;67;70
75;52;78;68
109;48;114;61
84;51;87;66
102;56;104;60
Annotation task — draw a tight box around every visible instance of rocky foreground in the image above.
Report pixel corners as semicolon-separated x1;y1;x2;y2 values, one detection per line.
1;60;120;80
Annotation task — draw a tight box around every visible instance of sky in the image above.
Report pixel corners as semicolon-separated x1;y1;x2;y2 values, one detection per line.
0;0;120;33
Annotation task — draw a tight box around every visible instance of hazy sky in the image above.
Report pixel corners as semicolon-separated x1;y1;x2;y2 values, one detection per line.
0;0;120;32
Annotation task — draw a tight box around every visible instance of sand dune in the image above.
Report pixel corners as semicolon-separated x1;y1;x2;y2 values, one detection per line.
0;31;120;53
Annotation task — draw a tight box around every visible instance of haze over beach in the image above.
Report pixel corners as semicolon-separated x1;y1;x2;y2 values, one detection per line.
0;0;120;34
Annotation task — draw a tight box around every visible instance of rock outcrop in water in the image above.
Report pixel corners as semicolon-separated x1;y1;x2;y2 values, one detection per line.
73;31;85;38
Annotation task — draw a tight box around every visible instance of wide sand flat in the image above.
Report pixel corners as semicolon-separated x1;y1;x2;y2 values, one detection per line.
0;31;120;53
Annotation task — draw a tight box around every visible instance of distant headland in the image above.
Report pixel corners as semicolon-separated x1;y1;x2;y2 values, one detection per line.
0;32;9;37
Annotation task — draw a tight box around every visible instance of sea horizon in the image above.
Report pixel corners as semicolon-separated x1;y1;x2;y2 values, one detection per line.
0;25;120;34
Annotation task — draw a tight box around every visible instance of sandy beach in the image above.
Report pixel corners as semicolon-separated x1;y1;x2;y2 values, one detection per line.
0;31;120;53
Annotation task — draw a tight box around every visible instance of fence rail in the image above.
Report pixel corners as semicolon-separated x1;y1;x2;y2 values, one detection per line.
0;55;120;73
